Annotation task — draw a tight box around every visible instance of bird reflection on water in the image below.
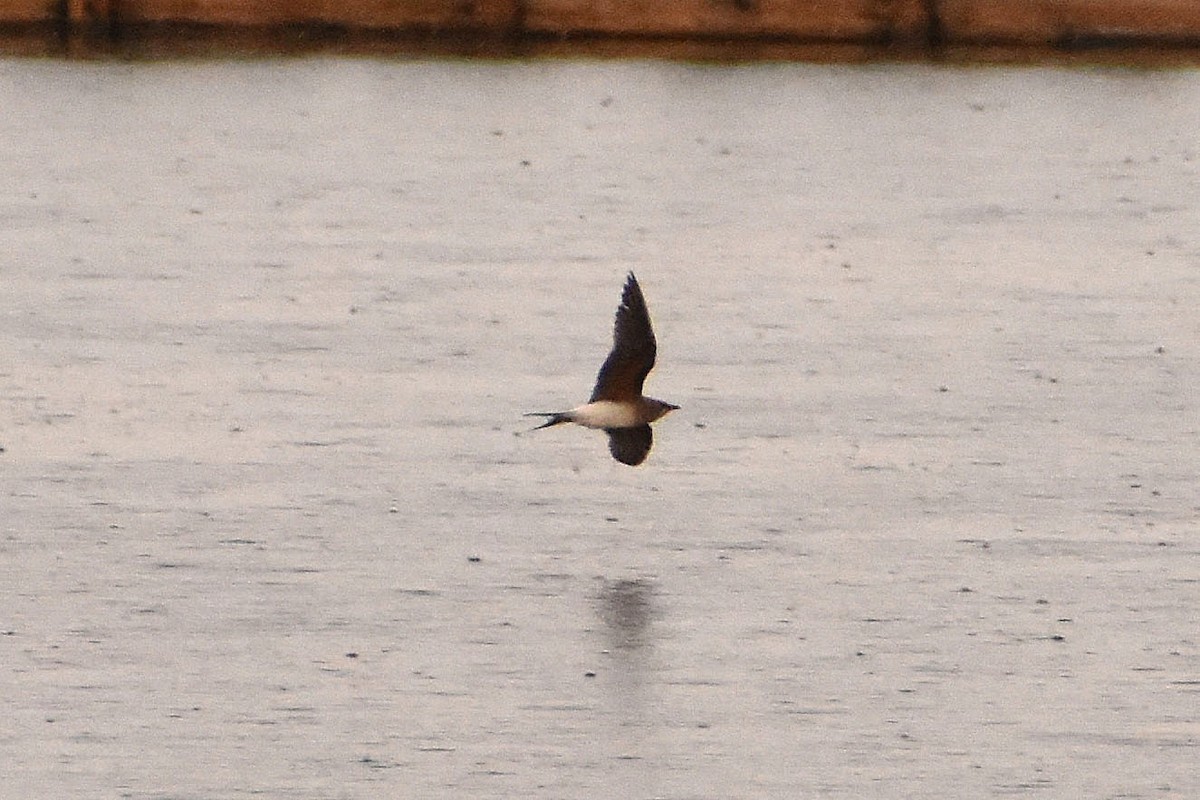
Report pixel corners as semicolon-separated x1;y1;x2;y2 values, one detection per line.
596;577;656;651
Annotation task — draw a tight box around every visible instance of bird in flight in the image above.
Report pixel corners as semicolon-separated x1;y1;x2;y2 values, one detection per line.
527;272;678;466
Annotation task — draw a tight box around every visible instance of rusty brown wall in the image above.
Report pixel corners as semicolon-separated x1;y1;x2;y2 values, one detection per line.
3;0;1200;50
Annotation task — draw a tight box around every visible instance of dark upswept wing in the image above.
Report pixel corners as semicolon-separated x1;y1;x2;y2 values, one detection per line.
590;273;657;402
606;425;653;466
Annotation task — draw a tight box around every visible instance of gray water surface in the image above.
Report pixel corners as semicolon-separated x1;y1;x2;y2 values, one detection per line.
2;58;1198;798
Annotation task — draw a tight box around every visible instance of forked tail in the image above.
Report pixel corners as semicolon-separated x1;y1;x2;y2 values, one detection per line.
524;412;570;430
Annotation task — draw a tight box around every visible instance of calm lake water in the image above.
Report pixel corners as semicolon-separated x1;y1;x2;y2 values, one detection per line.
2;57;1198;798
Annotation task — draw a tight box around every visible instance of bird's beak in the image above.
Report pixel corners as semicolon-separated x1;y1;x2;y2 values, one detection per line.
666;403;680;411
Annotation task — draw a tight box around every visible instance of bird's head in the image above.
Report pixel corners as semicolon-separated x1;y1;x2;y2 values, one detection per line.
649;399;679;421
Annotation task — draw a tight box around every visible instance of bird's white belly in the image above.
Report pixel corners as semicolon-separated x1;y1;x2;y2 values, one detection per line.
571;401;641;429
